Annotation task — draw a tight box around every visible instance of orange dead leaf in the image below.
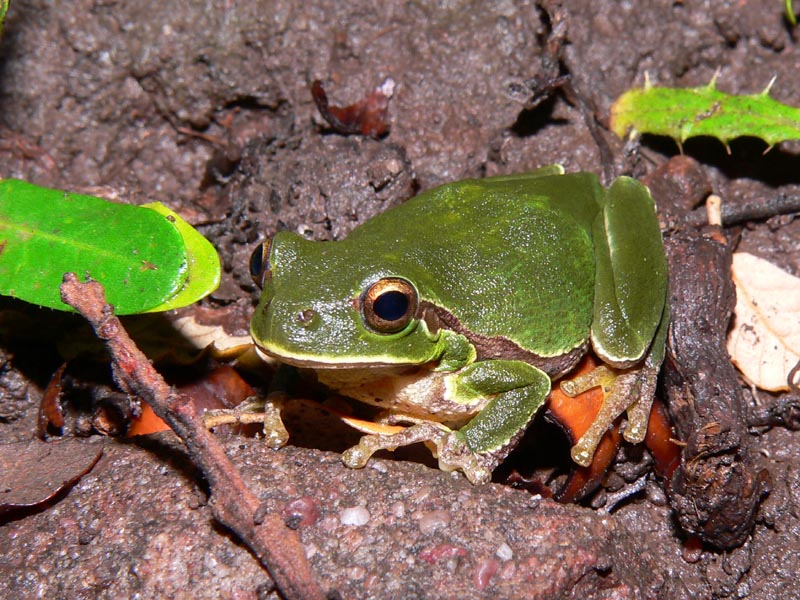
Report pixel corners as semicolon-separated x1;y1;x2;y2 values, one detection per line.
644;397;681;480
127;366;255;436
548;355;622;502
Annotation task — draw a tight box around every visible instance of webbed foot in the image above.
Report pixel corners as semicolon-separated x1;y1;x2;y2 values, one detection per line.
341;422;495;485
560;365;658;467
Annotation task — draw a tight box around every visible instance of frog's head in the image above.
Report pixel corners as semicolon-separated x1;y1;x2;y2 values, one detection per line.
248;232;442;368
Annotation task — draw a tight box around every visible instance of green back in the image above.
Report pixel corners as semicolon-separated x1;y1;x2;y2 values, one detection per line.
334;172;603;356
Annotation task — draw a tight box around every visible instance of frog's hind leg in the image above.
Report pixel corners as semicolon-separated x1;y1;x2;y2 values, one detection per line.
577;176;669;468
590;176;668;368
560;365;658;467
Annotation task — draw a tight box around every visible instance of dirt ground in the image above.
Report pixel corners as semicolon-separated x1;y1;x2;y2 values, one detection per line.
2;1;800;598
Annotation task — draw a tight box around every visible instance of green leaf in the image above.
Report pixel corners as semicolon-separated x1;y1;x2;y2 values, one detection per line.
140;202;220;312
787;0;797;26
0;179;219;314
610;78;800;149
0;0;7;35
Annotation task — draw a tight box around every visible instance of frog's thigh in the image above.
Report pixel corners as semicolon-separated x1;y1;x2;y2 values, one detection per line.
450;360;551;454
591;176;667;363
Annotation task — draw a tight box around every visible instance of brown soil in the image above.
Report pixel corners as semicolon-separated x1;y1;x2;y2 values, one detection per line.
2;1;800;598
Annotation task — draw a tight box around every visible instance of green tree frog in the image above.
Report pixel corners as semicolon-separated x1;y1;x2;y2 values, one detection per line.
245;165;668;484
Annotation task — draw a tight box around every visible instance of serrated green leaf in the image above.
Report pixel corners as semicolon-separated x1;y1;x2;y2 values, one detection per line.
140;202;220;312
0;179;198;314
610;80;800;148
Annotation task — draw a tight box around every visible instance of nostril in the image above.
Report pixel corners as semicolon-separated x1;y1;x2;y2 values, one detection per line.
296;309;316;327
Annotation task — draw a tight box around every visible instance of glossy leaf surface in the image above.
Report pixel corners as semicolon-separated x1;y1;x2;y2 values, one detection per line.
0;1;7;35
140;202;220;312
0;179;218;314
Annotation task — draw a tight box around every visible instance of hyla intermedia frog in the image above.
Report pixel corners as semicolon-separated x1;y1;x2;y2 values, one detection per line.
244;165;668;484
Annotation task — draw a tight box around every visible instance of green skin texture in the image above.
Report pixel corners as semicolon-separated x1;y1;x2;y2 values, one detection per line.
251;166;668;483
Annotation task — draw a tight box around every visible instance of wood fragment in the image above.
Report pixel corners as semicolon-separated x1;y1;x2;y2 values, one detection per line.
661;230;769;549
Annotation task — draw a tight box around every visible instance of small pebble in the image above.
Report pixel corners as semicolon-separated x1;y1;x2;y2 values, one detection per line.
474;558;501;590
339;505;370;527
418;510;450;534
282;496;320;529
390;501;405;518
495;542;513;561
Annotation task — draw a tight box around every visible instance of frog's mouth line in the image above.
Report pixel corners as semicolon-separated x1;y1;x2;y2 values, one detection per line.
253;341;421;370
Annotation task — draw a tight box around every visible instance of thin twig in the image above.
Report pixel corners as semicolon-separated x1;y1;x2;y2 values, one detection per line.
537;2;616;184
59;274;325;600
682;194;800;228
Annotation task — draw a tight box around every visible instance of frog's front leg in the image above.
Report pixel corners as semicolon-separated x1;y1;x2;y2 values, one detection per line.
342;360;550;484
203;393;290;449
341;421;495;483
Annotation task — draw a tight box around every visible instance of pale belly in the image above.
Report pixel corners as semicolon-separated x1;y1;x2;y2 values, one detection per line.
312;364;488;429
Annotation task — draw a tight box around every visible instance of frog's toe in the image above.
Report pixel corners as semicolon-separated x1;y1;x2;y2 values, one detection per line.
621;369;658;444
435;432;494;485
341;422;448;470
566;367;657;467
203;394;289;449
571;435;603;468
341;444;373;469
203;398;265;429
560;365;615;397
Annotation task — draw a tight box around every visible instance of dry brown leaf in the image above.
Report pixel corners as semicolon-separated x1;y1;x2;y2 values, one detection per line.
727;252;800;391
171;316;253;357
0;438;103;515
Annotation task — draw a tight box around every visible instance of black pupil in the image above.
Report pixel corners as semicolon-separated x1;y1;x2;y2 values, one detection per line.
249;246;264;280
373;290;409;322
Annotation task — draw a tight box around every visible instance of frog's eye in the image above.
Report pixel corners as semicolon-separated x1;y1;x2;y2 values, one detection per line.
361;277;418;334
249;240;272;288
